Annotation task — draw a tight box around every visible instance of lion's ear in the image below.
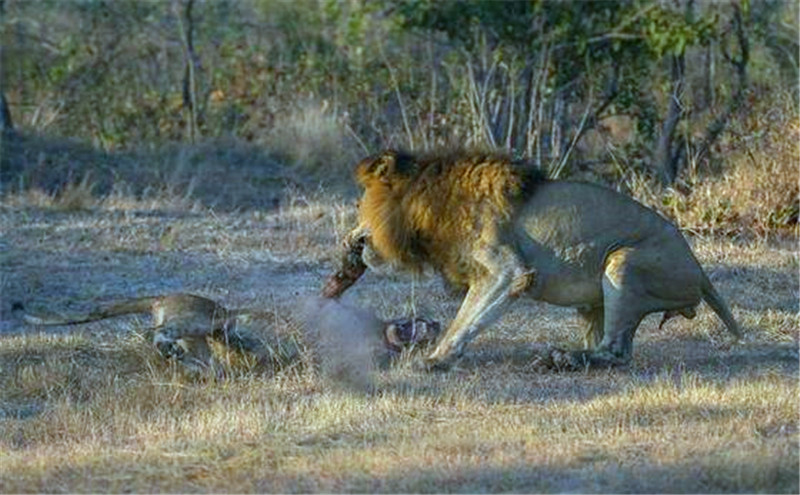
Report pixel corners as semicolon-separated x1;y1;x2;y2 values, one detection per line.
370;150;397;181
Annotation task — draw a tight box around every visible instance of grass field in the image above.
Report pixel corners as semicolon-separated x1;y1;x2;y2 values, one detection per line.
2;1;797;489
1;142;797;493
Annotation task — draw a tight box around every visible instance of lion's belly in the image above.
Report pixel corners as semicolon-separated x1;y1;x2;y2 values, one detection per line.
530;265;603;307
529;252;603;306
514;229;607;306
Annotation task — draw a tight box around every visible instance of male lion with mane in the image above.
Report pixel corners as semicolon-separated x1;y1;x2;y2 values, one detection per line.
325;149;741;371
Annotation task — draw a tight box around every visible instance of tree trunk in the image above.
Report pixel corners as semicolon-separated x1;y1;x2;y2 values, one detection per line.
654;54;686;184
176;0;199;143
0;0;10;132
0;92;11;131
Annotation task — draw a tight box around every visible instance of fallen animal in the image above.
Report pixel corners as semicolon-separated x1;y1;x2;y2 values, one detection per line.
19;292;440;372
19;293;287;372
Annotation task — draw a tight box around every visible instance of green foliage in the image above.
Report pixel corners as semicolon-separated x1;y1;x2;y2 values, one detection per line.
641;4;717;57
1;0;795;177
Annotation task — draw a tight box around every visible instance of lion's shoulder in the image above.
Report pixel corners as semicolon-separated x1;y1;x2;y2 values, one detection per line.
355;148;547;270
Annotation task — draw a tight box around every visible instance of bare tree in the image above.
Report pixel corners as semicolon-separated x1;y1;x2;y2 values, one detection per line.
175;0;200;143
654;53;686;184
0;0;11;132
695;2;750;165
0;93;11;132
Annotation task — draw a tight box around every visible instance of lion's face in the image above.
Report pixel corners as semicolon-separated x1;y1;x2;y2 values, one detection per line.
355;149;409;188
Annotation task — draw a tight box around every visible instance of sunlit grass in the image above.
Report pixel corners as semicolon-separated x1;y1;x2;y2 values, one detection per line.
1;215;797;492
1;333;796;493
1;101;797;492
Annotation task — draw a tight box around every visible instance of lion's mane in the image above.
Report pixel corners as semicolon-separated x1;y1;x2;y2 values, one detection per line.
355;149;545;287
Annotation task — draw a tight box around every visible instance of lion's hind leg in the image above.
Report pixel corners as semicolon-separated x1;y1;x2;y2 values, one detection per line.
578;306;604;350
558;245;704;370
553;256;645;370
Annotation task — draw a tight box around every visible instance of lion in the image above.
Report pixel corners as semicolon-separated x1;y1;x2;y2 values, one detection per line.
19;292;440;372
19;293;289;372
325;148;741;371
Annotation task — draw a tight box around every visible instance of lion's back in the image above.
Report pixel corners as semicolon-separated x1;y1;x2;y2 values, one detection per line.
516;180;694;268
524;181;670;232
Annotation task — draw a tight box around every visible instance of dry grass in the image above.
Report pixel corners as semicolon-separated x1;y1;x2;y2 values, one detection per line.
1;184;797;493
258;100;365;180
1;112;798;492
0;329;796;493
628;92;800;242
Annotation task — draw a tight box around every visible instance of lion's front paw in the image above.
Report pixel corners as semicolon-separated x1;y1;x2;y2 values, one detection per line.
549;348;588;371
417;355;453;373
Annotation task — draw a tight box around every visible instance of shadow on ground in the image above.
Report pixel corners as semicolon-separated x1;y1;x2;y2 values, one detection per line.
16;434;794;493
1;130;354;211
706;262;799;313
318;450;799;493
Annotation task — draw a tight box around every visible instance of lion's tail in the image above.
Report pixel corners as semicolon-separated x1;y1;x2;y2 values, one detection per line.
21;297;159;326
701;274;742;339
